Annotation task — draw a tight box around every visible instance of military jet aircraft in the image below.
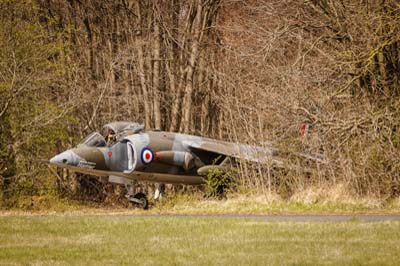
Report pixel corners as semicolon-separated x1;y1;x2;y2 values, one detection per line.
49;121;323;209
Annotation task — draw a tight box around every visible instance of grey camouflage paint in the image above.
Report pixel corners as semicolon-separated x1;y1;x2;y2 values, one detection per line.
49;122;287;185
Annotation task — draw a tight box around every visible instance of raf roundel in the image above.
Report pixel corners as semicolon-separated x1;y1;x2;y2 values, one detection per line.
141;147;154;165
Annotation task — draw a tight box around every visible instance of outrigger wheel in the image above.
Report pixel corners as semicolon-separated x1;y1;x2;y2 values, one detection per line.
127;192;149;210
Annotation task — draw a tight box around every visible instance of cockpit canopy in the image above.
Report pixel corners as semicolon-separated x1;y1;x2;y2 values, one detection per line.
79;121;144;147
79;132;106;147
102;121;144;140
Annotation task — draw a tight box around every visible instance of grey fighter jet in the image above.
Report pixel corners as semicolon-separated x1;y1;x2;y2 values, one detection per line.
49;122;322;209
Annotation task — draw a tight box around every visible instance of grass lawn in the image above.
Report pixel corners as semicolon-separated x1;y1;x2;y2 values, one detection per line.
0;216;399;265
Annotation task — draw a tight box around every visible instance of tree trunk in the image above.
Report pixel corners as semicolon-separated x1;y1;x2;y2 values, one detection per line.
180;0;204;133
168;0;182;131
135;2;151;128
0;112;16;203
153;7;162;130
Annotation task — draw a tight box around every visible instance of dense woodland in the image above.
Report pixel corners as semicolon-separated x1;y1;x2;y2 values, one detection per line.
0;0;399;208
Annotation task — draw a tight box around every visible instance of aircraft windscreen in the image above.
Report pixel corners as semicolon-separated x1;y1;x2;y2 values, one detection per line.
80;132;106;147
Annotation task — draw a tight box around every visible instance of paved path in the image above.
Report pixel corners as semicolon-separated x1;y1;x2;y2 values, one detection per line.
200;214;400;221
5;213;400;221
82;214;400;222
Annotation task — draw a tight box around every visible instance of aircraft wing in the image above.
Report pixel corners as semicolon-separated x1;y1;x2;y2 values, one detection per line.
48;162;204;185
49;162;129;177
182;139;282;165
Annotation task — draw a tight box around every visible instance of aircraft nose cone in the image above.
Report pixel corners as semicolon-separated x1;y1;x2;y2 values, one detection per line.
49;150;82;166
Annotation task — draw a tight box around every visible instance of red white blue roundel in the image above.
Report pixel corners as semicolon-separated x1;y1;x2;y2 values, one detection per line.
141;147;154;165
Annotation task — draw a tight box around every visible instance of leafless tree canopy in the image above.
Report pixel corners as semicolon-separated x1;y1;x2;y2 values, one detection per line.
0;0;399;207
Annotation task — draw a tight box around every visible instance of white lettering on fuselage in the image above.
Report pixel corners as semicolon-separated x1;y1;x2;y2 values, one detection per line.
77;161;96;169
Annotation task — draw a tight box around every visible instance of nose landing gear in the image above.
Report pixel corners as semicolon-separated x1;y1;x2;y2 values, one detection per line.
126;192;149;210
125;181;149;210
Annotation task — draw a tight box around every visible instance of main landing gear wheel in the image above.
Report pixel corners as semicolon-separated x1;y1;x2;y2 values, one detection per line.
127;192;149;210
